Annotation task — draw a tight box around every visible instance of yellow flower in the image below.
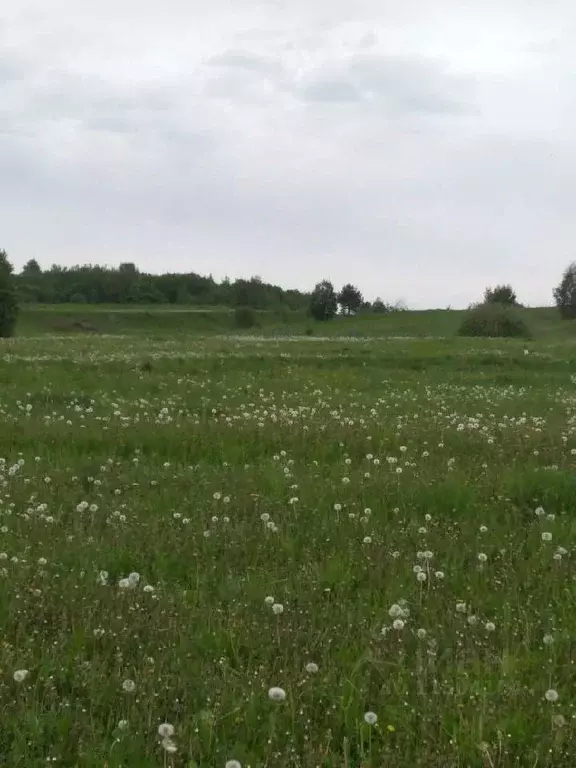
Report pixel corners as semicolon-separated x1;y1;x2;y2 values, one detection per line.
387;724;396;733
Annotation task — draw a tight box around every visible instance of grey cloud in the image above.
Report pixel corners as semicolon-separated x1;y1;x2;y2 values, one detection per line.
207;49;283;76
293;53;476;115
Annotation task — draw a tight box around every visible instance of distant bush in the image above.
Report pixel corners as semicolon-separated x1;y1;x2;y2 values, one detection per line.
234;306;257;329
458;303;531;338
70;292;87;304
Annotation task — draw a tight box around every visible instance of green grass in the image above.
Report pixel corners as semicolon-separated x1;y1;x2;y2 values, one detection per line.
1;333;576;766
14;304;576;341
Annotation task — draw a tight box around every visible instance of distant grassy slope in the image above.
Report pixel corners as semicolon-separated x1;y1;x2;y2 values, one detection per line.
14;304;576;341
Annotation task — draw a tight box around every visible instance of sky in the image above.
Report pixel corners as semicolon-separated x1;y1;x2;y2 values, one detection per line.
1;0;575;308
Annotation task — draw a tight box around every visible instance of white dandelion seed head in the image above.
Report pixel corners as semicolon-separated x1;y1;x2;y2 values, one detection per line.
364;711;378;725
477;553;488;563
272;603;284;615
305;662;319;674
545;689;559;703
13;669;29;683
158;723;175;738
264;595;275;605
416;628;427;639
268;686;286;702
122;679;136;693
392;618;405;630
416;571;427;582
226;761;243;768
117;719;129;731
485;621;496;632
541;532;553;542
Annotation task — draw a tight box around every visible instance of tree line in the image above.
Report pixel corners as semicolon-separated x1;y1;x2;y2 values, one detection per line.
3;248;576;337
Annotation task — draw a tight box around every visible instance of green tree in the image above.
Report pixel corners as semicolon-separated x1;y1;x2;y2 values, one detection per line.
338;283;363;315
0;249;19;337
309;280;338;321
372;298;389;314
484;284;518;306
554;263;576;319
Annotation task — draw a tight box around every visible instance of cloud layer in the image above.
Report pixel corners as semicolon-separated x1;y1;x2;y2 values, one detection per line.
1;0;575;307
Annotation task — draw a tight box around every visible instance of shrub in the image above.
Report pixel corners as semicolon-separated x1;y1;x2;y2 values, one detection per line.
70;292;87;304
234;306;257;329
457;302;530;339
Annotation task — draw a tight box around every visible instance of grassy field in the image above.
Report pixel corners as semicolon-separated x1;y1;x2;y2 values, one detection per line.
14;303;576;340
1;330;576;766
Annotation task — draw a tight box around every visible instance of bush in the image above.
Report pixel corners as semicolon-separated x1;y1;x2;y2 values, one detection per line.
234;306;257;329
457;303;530;339
70;292;87;304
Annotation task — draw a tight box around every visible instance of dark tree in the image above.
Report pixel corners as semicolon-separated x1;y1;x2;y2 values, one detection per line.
372;298;389;314
338;283;363;315
554;263;576;319
484;284;518;306
0;249;19;337
309;280;338;321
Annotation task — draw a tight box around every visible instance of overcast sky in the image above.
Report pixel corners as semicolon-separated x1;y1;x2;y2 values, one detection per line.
1;1;575;307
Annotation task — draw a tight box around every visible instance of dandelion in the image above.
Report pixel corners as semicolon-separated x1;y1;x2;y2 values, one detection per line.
485;621;496;632
13;669;29;683
416;571;427;582
553;714;566;727
93;627;106;638
416;628;427;639
392;619;405;630
434;570;445;580
364;711;378;725
268;686;286;702
305;662;319;674
162;739;177;754
226;762;242;768
272;603;284;615
363;536;372;545
477;552;488;563
543;634;554;646
479;525;488;533
456;602;467;613
117;720;129;731
122;679;136;693
545;689;559;703
264;596;274;605
158;723;175;739
541;532;552;542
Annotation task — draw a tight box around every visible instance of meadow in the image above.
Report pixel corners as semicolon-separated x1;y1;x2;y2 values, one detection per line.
1;326;576;766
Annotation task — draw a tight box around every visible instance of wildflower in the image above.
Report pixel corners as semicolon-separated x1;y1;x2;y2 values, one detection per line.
364;711;378;725
479;525;488;533
272;603;284;615
363;536;372;545
541;532;552;542
128;572;140;586
392;619;405;630
37;557;47;566
143;584;155;593
416;628;427;639
226;762;242;768
268;686;286;702
93;627;106;638
162;739;177;754
485;621;496;632
264;596;275;605
305;662;319;674
416;571;427;582
553;714;566;727
545;689;559;702
122;679;136;693
477;553;488;563
456;602;467;613
467;615;478;626
434;570;445;580
13;669;29;683
117;720;129;731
